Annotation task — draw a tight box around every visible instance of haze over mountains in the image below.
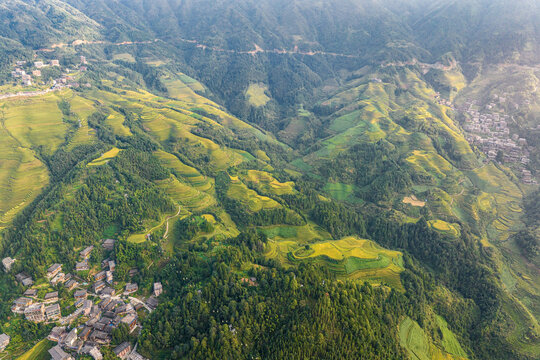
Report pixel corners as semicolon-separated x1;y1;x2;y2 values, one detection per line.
0;1;538;359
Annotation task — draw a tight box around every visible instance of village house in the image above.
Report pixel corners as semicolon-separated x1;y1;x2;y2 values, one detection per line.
81;345;102;360
23;288;38;298
94;271;106;282
48;345;74;360
102;239;115;251
48;327;66;342
24;303;45;322
90;330;110;344
22;276;34;287
128;350;148;360
74;289;87;300
106;270;113;283
76;260;89;272
121;314;137;332
51;60;60;66
45;303;61;321
108;260;116;271
32;70;41;77
124;283;138;295
63;328;78;348
153;282;162;297
12;297;33;313
15;273;33;287
47;264;63;279
65;279;79;291
78;326;92;342
114;342;132;359
80;246;94;259
94;281;106;293
101;287;115;297
44;291;59;303
0;333;10;351
2;257;15;272
34;61;44;68
146;296;158;310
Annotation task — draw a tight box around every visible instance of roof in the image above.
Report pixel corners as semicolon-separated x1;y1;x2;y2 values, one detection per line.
125;283;138;290
24;303;43;313
49;345;71;360
45;291;59;299
0;333;10;343
121;314;136;324
48;264;62;273
74;289;87;296
45;303;60;312
114;342;131;355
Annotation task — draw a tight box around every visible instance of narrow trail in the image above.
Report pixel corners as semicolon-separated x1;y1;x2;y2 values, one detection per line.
162;205;182;240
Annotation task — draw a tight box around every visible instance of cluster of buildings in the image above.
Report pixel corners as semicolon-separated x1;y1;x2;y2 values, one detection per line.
8;56;88;88
3;239;164;359
457;100;537;184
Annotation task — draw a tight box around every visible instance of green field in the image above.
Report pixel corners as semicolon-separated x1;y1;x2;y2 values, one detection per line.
245;83;270;107
399;317;468;360
323;182;358;202
87;147;122;166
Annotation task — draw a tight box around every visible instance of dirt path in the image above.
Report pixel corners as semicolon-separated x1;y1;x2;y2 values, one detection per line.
145;205;181;241
162;205;181;239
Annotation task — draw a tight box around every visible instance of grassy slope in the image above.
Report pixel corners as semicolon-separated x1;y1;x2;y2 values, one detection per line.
399;317;468;360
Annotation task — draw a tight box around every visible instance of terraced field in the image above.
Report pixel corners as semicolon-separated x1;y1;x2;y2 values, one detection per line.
105;110;132;137
243;170;295;195
2;92;68;155
0;141;49;227
227;176;281;212
154;150;213;192
156;175;216;212
265;235;404;288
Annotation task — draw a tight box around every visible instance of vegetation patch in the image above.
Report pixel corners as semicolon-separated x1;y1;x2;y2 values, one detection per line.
87;147;122;166
245;83;270;107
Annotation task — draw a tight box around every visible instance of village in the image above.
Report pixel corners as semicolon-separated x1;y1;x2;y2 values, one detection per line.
455;99;537;185
1;55;89;100
2;239;162;360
